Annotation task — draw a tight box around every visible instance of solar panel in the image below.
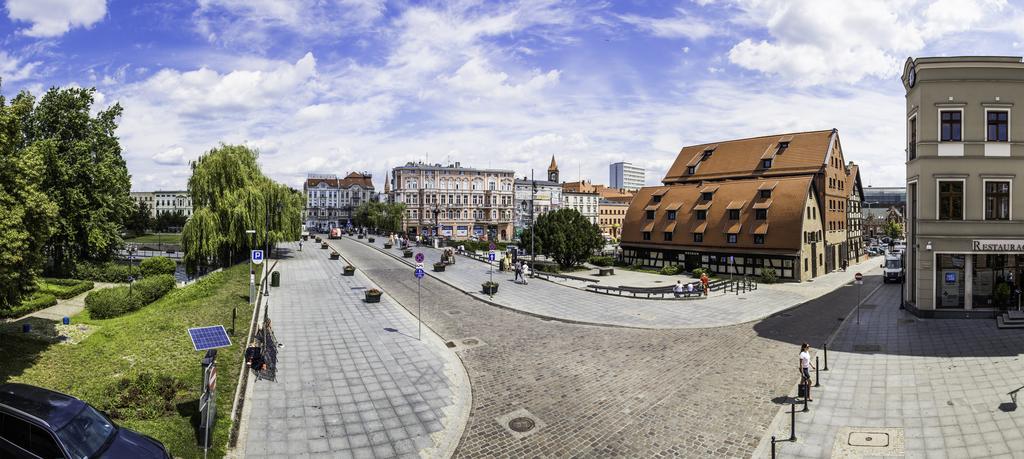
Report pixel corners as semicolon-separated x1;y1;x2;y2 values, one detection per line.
188;326;232;351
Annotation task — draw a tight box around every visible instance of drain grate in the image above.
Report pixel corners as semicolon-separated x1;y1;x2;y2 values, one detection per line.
350;286;366;290
508;417;535;432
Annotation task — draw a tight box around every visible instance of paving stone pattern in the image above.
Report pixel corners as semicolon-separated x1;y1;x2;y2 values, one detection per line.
243;244;467;459
355;236;881;329
337;237;878;457
772;283;1024;458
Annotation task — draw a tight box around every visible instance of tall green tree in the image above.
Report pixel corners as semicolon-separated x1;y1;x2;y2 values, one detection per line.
125;200;152;235
182;144;302;276
353;201;406;234
884;220;904;240
27;87;132;275
0;92;58;309
524;208;603;268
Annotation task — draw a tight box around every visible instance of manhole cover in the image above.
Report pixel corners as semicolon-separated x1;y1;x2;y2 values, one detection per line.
508;417;535;432
849;432;889;447
462;339;479;346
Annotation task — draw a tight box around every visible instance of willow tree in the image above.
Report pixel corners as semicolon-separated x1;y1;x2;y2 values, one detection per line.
353;201;405;233
182;144;302;276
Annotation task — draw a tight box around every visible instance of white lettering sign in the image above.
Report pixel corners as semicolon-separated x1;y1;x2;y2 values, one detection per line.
973;240;1024;251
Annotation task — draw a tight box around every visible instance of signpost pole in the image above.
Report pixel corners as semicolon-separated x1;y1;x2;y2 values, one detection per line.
418;276;422;341
854;272;864;324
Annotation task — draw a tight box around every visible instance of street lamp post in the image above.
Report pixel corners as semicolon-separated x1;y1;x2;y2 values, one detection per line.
264;201;282;295
246;229;256;307
127;244;137;296
530;169;536;274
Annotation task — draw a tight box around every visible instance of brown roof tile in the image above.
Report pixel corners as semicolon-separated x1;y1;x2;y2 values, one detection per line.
752;222;769;234
693;222;708;233
663;130;834;184
725;222;742;234
753;200;773;209
726;200;746;210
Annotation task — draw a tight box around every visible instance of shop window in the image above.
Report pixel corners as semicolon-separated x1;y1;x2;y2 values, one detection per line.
936;254;966;308
985;181;1010;220
988;111;1009;142
972;254;1021;308
938;181;964;220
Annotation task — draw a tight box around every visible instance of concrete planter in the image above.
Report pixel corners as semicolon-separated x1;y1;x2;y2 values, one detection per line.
433;263;446;272
343;266;355;276
330;252;339;260
403;250;414;258
482;282;499;295
364;290;382;303
384;243;392;249
321;242;329;249
368;237;375;243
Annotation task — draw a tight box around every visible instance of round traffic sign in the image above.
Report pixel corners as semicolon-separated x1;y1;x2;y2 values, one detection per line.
415;253;424;263
854;272;863;281
489;242;496;250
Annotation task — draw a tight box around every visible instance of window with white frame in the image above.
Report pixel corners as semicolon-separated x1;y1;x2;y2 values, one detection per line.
940;110;962;141
987;110;1009;142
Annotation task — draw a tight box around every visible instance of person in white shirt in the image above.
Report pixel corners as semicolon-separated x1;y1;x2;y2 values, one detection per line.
800;343;815;401
673;280;684;298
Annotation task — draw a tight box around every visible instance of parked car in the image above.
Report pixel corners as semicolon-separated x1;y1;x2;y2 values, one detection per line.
0;383;171;458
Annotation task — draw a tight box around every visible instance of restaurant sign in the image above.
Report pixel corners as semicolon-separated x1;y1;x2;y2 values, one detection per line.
973;240;1024;251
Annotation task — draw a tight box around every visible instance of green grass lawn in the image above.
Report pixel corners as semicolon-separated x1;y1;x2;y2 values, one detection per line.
1;263;258;458
125;233;183;244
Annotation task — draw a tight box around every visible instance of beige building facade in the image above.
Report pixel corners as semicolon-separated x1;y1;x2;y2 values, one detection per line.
903;56;1024;316
390;162;515;241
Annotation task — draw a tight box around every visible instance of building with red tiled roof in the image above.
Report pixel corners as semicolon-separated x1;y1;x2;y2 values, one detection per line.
303;172;376;232
620;129;864;281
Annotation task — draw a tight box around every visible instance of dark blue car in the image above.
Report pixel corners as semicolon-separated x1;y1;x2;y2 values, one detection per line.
0;384;170;458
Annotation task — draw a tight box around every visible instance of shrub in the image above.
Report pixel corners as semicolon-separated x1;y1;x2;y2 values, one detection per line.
103;372;187;421
692;268;706;278
75;262;133;283
659;265;680;276
588;256;614;267
85;286;142;319
134;275;176;304
38;278;95;299
0;292;58;319
139;257;176;277
532;261;560;273
760;267;779;284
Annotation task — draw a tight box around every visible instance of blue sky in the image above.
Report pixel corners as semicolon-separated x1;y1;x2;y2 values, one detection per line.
2;0;1022;191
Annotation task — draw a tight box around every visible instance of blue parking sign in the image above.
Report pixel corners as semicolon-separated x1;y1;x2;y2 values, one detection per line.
251;250;264;265
414;267;425;279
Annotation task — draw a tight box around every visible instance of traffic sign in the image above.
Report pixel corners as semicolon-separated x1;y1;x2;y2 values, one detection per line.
854;272;863;284
489;242;496;251
415;253;424;263
251;250;264;265
488;251;496;261
414;267;425;279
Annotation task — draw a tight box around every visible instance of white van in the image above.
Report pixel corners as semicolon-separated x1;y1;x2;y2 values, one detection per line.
882;254;904;283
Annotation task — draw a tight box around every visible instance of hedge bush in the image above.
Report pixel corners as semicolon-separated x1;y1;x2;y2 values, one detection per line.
659;265;680;275
0;292;57;319
760;267;779;284
75;262;134;283
85;275;176;319
692;268;706;278
588;256;614;267
140;257;176;277
39;278;95;299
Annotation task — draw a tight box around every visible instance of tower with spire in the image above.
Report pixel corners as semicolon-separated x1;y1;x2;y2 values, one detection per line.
547;155;559;182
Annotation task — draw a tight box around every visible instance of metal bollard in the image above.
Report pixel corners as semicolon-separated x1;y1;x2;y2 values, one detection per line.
771;435;776;459
815;356;820;387
823;343;829;371
802;392;809;412
790;402;797;441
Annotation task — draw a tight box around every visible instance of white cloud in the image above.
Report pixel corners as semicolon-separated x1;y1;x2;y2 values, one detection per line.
618;8;717;40
441;57;560;100
5;0;106;37
723;0;1014;86
152;146;189;165
194;0;386;48
0;51;39;82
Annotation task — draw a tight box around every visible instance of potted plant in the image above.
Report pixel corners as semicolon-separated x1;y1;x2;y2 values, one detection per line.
368;237;375;243
482;281;499;295
321;242;329;249
343;265;355;276
433;262;446;272
384;242;392;249
365;288;382;303
403;249;414;258
357;234;364;239
315;236;322;243
330;251;340;260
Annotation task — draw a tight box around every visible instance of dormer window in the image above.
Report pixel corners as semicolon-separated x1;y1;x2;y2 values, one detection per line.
760;190;772;199
762;159;772;169
728;209;740;220
756;209;767;220
646;210;655;219
701;192;713;201
653;195;662;203
696;210;707;220
687;166;696;174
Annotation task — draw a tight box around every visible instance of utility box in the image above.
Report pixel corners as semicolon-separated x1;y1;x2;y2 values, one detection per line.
271;271;280;287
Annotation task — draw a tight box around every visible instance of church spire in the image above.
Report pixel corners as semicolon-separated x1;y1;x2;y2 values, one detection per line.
547;156;559;182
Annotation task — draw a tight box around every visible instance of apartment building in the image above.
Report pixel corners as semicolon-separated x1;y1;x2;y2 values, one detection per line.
390;162;515;241
303;172;375;232
610;161;645;191
130;191;193;218
902;56;1024;316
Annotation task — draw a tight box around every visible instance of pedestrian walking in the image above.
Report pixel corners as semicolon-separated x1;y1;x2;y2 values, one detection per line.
521;261;530;285
513;261;522;283
799;343;815;402
700;272;710;296
298;241;302;251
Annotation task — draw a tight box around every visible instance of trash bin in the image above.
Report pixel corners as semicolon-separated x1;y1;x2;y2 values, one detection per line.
271;271;280;287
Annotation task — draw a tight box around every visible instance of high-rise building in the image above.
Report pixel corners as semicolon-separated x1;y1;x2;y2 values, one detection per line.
901;56;1024;317
610;161;645;191
390;161;515;241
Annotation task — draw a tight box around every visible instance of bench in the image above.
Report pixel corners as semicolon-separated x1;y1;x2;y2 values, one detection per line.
533;270;598;283
597;267;615;276
585;284;703;299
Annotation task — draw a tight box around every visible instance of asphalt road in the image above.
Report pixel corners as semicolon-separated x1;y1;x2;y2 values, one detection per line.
337;237;889;457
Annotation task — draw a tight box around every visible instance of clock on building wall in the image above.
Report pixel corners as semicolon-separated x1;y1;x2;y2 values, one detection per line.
908;61;916;88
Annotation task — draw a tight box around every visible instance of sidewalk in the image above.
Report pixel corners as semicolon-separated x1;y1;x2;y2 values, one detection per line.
345;236;882;329
765;283;1024;457
240;242;470;459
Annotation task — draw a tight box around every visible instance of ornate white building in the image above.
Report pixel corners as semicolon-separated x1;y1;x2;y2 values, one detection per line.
303;172;375;232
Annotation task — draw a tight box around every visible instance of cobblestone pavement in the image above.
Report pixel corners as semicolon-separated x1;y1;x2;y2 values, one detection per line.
336;237;882;457
768;283;1024;458
242;243;470;459
353;236;881;329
